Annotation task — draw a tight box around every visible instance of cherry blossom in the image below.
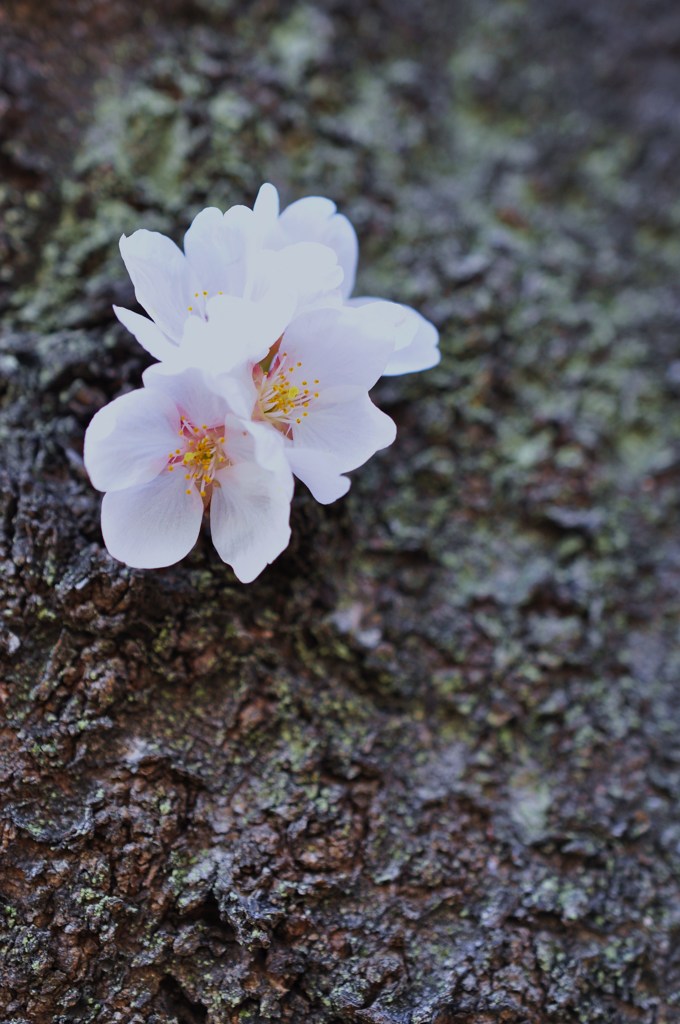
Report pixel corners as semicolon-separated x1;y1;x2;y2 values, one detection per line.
86;183;440;582
84;368;293;581
185;304;397;503
114;204;344;368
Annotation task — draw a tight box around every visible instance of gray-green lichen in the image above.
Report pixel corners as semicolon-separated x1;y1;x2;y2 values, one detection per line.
1;0;679;1021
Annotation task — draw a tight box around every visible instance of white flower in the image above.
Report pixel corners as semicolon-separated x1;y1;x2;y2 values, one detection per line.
84;368;293;581
253;183;440;376
114;203;344;368
88;183;439;582
188;304;397;504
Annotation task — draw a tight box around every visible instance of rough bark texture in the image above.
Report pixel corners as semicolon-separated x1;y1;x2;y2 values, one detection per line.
1;0;679;1021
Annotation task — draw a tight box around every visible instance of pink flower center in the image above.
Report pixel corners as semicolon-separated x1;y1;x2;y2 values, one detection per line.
256;350;320;437
166;417;228;499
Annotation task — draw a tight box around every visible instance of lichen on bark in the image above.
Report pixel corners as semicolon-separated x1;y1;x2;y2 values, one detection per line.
1;0;679;1021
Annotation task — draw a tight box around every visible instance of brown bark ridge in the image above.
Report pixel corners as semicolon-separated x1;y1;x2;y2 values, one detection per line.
1;0;679;1021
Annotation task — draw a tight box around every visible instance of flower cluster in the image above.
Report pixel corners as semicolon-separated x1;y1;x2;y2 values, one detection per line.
84;183;439;582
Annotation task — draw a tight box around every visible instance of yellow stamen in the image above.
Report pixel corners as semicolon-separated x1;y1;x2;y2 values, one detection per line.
258;357;322;434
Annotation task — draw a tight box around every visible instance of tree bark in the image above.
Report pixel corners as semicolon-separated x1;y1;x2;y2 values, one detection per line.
1;0;679;1021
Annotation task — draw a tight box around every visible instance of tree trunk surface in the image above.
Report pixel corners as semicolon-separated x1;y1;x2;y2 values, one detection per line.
1;0;679;1021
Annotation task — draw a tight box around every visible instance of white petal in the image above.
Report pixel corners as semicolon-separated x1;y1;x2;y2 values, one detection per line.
101;471;204;569
223;417;294;493
184;205;256;300
291;393;396;473
85;389;180;493
280;195;337;228
279;306;394;391
350;297;440;376
257;243;343;311
119;230;196;342
212;364;259;420
278;197;358;299
142;364;230;428
321;214;358;299
206;291;295;352
113;306;178;362
348;297;417;349
285;448;351;504
253;182;280;226
174;294;292;374
210;460;292;582
384;312;440;375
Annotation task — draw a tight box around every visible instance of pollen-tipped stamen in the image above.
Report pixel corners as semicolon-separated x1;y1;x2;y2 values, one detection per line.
167;418;229;499
257;351;320;436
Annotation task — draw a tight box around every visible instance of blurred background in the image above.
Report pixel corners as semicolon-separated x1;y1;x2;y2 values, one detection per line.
1;1;679;1021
